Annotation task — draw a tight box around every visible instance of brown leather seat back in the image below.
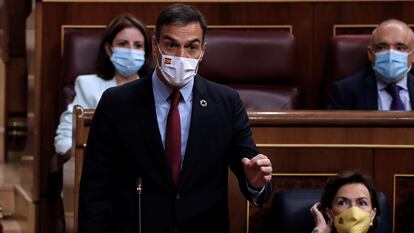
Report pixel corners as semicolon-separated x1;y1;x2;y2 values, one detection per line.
325;34;371;83
60;28;104;111
199;30;300;110
61;29;300;110
321;34;371;106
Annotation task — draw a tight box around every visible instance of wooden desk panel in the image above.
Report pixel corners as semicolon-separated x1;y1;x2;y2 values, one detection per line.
231;111;414;233
70;109;414;233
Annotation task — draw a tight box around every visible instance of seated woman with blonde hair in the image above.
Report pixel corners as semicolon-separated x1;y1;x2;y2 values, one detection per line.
310;171;380;233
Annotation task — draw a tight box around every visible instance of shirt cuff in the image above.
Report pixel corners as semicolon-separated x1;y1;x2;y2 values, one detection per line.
246;179;265;206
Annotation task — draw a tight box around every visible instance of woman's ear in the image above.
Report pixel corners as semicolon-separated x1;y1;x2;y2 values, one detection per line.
105;43;112;57
370;208;377;225
325;208;334;226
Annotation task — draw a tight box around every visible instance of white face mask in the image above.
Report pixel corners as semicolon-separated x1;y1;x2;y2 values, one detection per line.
156;45;202;87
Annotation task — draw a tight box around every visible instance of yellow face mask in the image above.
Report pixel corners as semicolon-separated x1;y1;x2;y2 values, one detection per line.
334;207;372;233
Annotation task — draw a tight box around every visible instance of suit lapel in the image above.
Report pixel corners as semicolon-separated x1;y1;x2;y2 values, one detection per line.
364;70;379;110
178;76;208;189
132;76;174;186
407;72;414;109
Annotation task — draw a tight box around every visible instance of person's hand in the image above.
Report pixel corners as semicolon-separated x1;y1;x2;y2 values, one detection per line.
310;202;333;233
241;154;272;189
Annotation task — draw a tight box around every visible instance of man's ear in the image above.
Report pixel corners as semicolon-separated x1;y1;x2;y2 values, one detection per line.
151;36;158;57
368;47;376;64
199;42;207;61
408;53;414;67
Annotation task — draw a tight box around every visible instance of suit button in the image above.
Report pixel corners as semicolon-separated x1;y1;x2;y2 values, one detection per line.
176;193;180;200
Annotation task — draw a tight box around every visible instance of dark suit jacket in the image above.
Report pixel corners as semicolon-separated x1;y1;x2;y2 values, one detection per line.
78;74;271;233
329;68;414;110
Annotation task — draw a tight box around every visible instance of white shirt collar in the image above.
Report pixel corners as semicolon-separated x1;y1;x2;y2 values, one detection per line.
151;70;194;103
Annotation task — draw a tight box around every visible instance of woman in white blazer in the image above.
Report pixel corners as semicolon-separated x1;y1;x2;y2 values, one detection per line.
54;14;152;156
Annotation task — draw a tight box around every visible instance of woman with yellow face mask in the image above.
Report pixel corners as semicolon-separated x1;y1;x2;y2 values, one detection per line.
310;171;379;233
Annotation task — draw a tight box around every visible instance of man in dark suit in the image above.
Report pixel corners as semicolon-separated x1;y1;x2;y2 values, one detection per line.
78;4;272;233
329;19;414;110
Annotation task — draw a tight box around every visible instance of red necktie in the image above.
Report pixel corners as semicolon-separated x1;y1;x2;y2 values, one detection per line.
165;90;181;185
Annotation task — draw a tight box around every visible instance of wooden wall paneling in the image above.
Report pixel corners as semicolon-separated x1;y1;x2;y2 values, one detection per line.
20;75;36;201
228;171;247;233
17;3;43;233
286;3;313;108
4;0;31;57
6;57;27;114
6;57;27;158
253;127;414;145
333;24;376;36
375;150;414;203
393;174;414;233
4;0;31;162
260;147;374;174
375;150;414;233
0;58;4;162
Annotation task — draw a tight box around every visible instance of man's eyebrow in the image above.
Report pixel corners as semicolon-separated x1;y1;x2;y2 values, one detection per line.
395;42;408;47
375;42;388;46
161;35;201;44
189;38;201;43
162;35;177;43
185;38;202;45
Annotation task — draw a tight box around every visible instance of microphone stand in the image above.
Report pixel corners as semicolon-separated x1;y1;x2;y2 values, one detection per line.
136;177;142;233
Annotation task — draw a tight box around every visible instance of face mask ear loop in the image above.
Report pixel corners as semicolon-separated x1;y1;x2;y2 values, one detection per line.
193;50;205;75
369;208;375;228
407;49;414;70
155;43;164;70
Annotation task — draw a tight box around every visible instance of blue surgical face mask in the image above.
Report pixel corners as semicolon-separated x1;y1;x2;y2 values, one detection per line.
110;47;145;77
373;49;412;83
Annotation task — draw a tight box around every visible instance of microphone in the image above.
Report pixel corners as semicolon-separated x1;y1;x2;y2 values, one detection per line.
136;177;142;233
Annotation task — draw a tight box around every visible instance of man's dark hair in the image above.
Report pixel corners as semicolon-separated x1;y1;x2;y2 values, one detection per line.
320;171;381;233
155;3;207;42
